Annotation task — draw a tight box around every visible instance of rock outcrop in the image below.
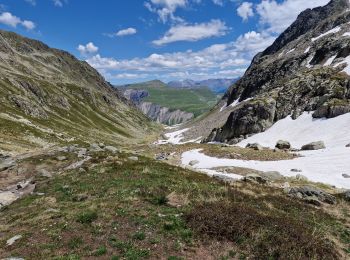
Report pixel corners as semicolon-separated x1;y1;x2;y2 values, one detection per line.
121;89;194;125
204;0;350;143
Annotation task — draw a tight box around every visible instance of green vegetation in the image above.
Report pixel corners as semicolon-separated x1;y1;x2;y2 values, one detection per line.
122;80;220;116
0;150;349;259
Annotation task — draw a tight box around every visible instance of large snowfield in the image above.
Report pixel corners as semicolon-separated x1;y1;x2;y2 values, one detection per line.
181;112;350;189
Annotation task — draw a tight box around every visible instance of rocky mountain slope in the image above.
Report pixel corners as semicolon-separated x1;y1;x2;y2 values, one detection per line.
168;78;238;94
183;0;350;143
118;80;218;124
0;30;157;154
122;88;194;125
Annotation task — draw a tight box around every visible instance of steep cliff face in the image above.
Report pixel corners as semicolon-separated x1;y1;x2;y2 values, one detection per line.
204;0;350;143
138;102;194;125
0;30;156;153
121;89;194;125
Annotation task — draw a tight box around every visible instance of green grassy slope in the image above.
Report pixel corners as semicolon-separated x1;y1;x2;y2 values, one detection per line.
1;149;349;259
122;80;220;117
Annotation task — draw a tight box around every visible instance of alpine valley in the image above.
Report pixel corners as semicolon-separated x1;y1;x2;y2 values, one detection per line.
0;0;350;259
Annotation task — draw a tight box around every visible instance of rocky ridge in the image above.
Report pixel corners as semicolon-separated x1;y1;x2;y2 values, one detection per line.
185;0;350;143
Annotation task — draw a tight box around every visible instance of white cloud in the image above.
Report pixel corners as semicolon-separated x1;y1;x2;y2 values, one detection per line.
22;20;35;30
212;0;224;6
145;0;198;23
53;0;68;7
0;12;36;30
256;0;330;33
237;2;254;21
77;42;99;56
153;19;228;45
116;27;137;37
86;29;275;83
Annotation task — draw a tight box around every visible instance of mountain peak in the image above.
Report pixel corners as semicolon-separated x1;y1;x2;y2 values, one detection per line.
262;0;350;56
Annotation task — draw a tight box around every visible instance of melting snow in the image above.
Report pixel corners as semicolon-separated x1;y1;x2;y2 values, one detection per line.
324;55;337;66
156;128;189;145
182;113;350;189
334;55;350;75
312;26;341;42
286;48;295;54
343;32;350;37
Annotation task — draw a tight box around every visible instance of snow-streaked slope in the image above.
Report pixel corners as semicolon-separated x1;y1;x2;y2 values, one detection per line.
182;113;350;189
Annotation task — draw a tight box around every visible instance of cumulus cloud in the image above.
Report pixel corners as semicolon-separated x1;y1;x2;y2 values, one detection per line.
77;42;99;56
86;29;275;83
212;0;224;6
153;19;228;45
145;0;199;23
256;0;330;33
237;2;254;21
0;12;36;30
116;27;137;37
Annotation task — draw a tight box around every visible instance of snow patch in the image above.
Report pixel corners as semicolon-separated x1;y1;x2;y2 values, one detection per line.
311;26;341;42
156;128;198;145
342;32;350;37
324;55;337;66
286;48;295;54
334;55;350;75
181;113;350;189
304;46;311;53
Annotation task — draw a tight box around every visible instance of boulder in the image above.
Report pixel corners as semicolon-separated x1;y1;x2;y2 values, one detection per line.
301;141;325;151
246;143;263;151
346;143;350;148
189;160;199;166
89;143;103;152
213;174;237;183
275;140;291;150
291;169;302;173
342;174;350;179
260;171;285;181
343;190;350;201
243;173;269;184
295;174;308;181
128;156;139;161
288;186;336;205
105;146;119;153
6;235;22;246
56;156;67;161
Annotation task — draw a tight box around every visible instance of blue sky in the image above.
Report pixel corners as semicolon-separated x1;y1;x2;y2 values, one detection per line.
0;0;330;84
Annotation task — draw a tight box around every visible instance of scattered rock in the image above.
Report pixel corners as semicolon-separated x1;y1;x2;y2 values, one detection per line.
342;174;350;179
77;148;87;158
288;186;336;205
128;156;139;161
260;171;285;181
303;196;322;206
213;174;237;183
243;173;269;184
291;169;302;173
189;160;199;166
6;235;22;246
301;141;325;151
89;143;103;152
105;146;119;153
78;168;86;174
246;143;263;151
155;152;169;160
295;174;308;182
343;190;350;201
72;194;88;202
275;140;291;150
56;156;67;161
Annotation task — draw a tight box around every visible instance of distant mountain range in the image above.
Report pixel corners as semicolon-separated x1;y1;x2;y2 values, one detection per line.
167;78;238;94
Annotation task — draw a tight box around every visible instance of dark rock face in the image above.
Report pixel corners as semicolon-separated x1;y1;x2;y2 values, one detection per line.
205;0;350;143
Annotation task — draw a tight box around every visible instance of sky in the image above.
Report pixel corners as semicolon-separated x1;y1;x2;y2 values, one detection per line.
0;0;330;84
